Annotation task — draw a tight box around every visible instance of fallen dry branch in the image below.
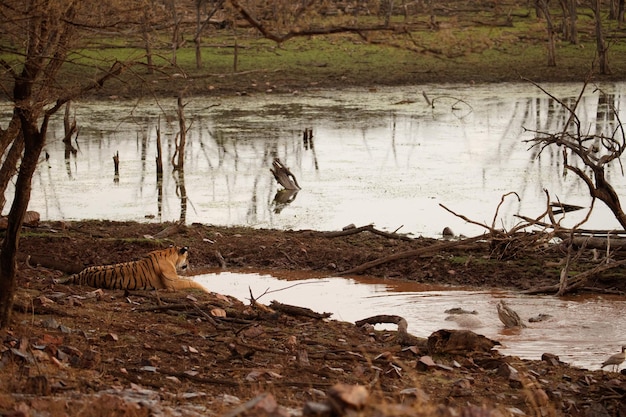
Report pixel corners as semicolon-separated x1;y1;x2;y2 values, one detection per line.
516;214;626;238
270;301;332;319
561;235;626;251
323;224;413;241
439;195;553;260
338;234;487;276
522;258;626;295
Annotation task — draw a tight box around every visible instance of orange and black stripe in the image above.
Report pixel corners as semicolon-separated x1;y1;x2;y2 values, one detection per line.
64;246;188;290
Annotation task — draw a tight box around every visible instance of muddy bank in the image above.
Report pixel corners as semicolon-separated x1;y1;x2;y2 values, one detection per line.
1;220;624;416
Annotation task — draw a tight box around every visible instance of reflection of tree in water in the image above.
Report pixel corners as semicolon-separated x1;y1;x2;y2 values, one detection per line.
174;168;187;223
62;102;79;180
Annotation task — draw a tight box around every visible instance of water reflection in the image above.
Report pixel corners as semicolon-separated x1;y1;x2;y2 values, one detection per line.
195;270;626;371
2;82;626;237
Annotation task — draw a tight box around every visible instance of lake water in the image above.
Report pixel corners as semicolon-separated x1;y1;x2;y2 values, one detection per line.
3;81;626;238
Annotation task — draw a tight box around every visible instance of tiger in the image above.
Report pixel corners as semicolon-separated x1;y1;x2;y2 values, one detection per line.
55;246;209;292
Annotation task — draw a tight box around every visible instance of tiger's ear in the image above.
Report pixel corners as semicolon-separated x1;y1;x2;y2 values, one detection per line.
179;246;189;255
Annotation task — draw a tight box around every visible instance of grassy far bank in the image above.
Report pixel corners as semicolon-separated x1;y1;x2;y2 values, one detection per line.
49;8;626;100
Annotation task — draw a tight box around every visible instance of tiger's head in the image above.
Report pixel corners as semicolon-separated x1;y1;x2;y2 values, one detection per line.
151;245;189;272
175;246;189;272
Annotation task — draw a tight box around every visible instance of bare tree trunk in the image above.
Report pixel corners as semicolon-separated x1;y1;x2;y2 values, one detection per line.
169;0;180;66
537;0;556;66
558;0;578;44
609;0;618;19
0;111;46;328
194;0;225;69
233;28;239;73
535;0;545;18
195;0;203;69
142;3;155;74
591;0;611;75
172;96;187;170
175;169;187;223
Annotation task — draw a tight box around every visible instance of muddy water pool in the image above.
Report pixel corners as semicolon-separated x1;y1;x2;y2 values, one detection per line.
2;82;626;238
194;270;626;371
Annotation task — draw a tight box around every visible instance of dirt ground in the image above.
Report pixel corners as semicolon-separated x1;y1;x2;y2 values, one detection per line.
1;220;624;416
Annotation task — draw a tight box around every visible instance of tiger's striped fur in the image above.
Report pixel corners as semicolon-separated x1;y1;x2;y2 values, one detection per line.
56;246;208;292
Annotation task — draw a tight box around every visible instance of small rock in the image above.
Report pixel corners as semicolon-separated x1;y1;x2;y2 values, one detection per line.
444;307;478;315
398;387;430;403
529;313;552;323
303;401;332;417
541;352;562;367
220;394;241;405
41;318;59;330
327;383;368;412
415;355;437;371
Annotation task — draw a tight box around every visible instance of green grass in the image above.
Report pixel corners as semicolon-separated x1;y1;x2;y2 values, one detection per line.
2;8;625;98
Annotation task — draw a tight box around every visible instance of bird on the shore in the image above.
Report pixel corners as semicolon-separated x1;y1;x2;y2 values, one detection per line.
601;346;626;372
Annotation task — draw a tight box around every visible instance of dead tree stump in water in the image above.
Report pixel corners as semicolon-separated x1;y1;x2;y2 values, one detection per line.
155;123;163;181
271;158;300;190
113;151;120;183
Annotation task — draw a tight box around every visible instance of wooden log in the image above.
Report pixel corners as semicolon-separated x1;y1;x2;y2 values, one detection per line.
270;158;300;190
355;314;423;346
269;301;331;319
